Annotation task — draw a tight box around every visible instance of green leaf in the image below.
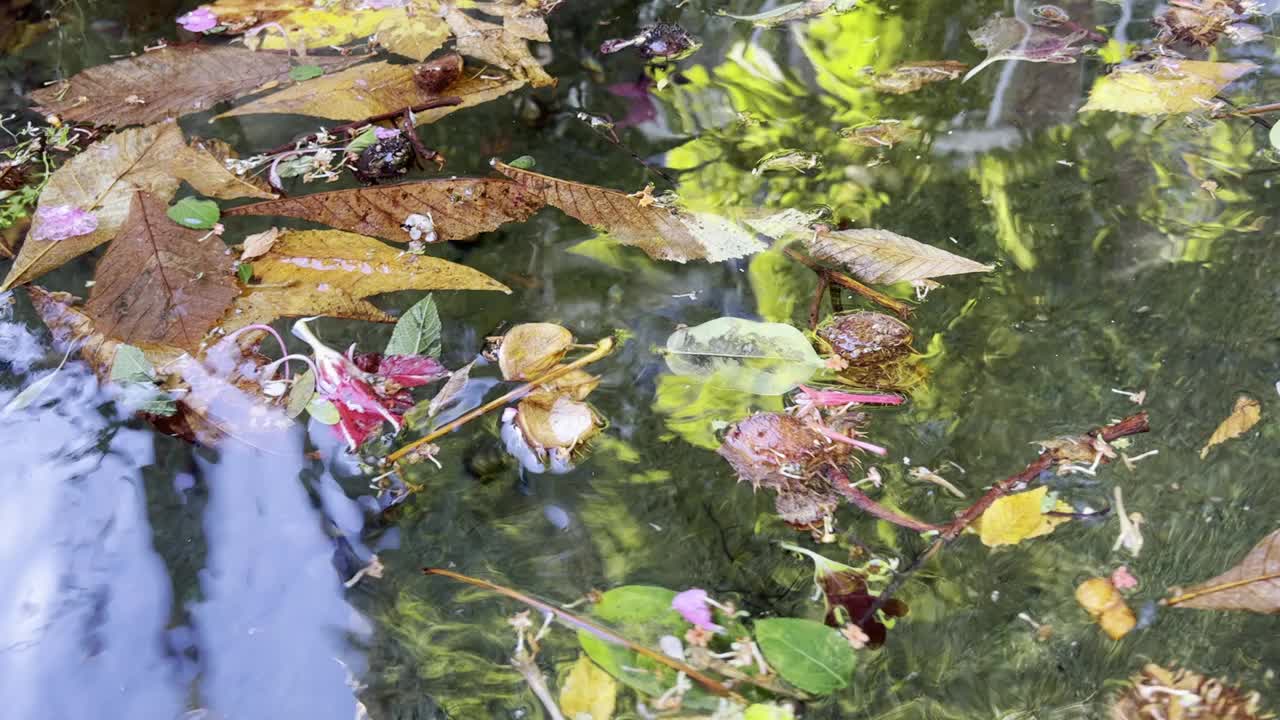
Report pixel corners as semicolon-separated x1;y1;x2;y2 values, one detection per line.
753;618;855;695
593;585;683;634
745;704;797;720
1271;122;1280;152
385;294;442;357
578;632;667;698
507;155;537;169
664;317;823;395
344;127;379;155
288;64;325;81
286;369;316;419
237;262;253;284
110;344;156;383
308;396;340;424
166;196;220;230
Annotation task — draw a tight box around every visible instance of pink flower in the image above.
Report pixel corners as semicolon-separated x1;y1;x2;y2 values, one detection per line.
292;318;447;450
31;205;98;242
177;7;218;33
1110;565;1139;591
373;127;402;140
672;588;724;632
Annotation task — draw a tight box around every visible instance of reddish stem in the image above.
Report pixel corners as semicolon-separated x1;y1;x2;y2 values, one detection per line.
828;466;945;533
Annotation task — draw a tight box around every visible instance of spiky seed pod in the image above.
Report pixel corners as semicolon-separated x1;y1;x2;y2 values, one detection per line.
1110;663;1273;720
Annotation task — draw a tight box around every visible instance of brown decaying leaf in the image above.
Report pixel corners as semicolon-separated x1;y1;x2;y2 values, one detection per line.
213;60;524;124
225;178;544;244
218;229;508;333
871;61;969;94
85;193;238;351
240;227;282;260
28;286;181;377
1;121;274;291
805;227;993;284
444;7;554;88
1166;528;1280;614
499;323;573;380
30;45;369;127
1200;394;1261;459
492;161;766;263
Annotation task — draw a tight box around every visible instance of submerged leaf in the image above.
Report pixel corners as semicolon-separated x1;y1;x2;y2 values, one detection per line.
1081;60;1257;115
871;61;968;94
30;46;368;126
386;294;442;358
86;193;238;351
2;121;273;291
215;60;524;123
444;7;555;88
806;227;993;285
753;618;856;695
1199;394;1261;459
499;323;573;380
559;656;617;720
1166;528;1280;614
976;486;1073;547
203;0;395;48
493;161;766;263
1111;664;1271;720
224;177;544;244
665;317;822;395
965;15;1090;82
719;0;855;27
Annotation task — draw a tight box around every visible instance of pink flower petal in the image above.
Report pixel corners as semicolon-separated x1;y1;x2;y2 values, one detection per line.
177;7;218;32
378;355;447;387
797;385;903;406
1110;565;1139;591
671;588;724;632
31;205;98;242
374;127;402;140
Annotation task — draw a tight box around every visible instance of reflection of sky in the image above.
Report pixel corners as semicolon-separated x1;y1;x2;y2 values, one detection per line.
0;309;368;719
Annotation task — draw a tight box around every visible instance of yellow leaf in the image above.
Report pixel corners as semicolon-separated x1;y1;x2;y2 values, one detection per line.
499;323;574;380
206;0;396;49
1081;60;1257;115
2;121;273;291
444;7;555;88
558;656;617;720
215;60;523;124
1200;394;1261;459
375;8;450;60
977;486;1072;547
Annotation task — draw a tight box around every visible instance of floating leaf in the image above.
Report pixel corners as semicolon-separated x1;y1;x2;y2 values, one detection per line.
215;60;524;124
499;323;573;380
754;618;856;695
516;395;601;453
1166;528;1280;614
493;161;766;263
1200;394;1261;459
236;263;253;284
805;227;993;285
287;64;325;81
965;15;1090;82
665;317;823;395
976;486;1073;547
286;368;316;419
240;227;281;261
86;193;238;351
2;345;72;416
29;46;368;127
425;359;473;418
2;121;272;291
744;705;797;720
204;0;396;48
166;196;220;230
444;7;554;88
839;121;918;148
376;8;451;60
753;149;821;174
871;61;969;94
719;0;855;27
385;294;442;358
224;177;544;244
215;229;508;333
1081;60;1257;115
559;655;617;720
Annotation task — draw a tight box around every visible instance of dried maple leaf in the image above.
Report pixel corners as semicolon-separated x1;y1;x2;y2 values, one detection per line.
85;193;239;351
1166;528;1280;614
217;229;509;333
30;45;369;127
1200;394;1261;459
224;177;544;244
492;161;766;263
805;227;993;285
215;60;524;123
1;121;273;291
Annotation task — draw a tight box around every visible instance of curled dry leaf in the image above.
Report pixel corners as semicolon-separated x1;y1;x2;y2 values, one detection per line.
665;317;823;396
85;193;238;351
493;161;767;263
516;395;601;453
444;7;555;88
239;227;282;261
218;229;508;333
1;121;273;291
224;177;545;245
805;227;993;285
871;61;969;94
1199;394;1261;459
1081;60;1257;116
30;45;369;127
499;323;574;380
1165;528;1280;614
215;60;524;124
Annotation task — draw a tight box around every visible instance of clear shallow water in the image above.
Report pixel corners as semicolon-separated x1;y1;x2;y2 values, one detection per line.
2;1;1280;718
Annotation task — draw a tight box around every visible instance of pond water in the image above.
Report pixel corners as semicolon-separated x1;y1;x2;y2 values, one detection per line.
2;0;1279;718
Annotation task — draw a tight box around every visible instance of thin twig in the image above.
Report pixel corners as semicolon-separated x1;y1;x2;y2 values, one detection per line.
423;568;747;703
827;466;945;533
386;336;617;465
511;648;566;720
786;249;913;320
261;96;463;155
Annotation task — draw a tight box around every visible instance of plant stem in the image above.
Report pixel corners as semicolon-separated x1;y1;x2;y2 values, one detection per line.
827;466;945;533
786;248;913;320
386;336;616;465
423;567;747;703
511;648;566;720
